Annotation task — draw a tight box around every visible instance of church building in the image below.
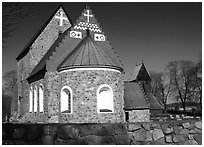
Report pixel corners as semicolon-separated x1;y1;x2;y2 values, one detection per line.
16;5;163;123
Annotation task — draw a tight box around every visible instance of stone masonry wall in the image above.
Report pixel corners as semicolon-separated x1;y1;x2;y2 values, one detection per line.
18;79;48;123
17;8;71;117
2;120;202;145
45;69;125;123
128;110;150;122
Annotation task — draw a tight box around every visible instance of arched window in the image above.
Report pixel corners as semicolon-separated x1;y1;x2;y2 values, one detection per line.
60;86;72;113
97;84;114;113
29;87;33;112
34;86;38;112
39;84;44;112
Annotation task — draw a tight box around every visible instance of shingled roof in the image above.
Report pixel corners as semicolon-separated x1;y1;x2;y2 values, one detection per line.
124;81;149;110
57;31;123;72
143;83;164;110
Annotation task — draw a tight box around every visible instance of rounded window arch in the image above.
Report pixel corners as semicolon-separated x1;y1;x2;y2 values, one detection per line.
97;84;114;113
29;87;33;112
39;84;44;112
60;86;73;114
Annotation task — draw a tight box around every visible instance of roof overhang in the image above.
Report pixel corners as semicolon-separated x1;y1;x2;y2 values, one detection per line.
57;65;123;73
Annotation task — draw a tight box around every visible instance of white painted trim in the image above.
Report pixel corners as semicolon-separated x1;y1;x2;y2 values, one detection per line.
33;86;38;112
39;84;44;112
60;86;73;114
97;84;114;113
29;87;33;112
59;67;121;73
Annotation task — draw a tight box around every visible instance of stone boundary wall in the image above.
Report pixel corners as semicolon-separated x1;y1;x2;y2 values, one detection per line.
2;120;202;145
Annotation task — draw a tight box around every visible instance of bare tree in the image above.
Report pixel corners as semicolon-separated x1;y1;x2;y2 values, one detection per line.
190;60;202;109
2;2;30;43
3;70;18;116
166;60;195;112
150;71;172;111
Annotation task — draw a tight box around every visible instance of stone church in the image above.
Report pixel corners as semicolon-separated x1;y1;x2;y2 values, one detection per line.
16;5;163;123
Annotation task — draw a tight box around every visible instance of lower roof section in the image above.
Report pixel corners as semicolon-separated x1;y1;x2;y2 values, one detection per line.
124;81;149;110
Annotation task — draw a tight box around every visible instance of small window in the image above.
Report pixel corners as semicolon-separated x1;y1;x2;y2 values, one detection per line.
60;86;72;113
39;85;44;112
97;84;114;113
33;86;38;112
29;87;33;112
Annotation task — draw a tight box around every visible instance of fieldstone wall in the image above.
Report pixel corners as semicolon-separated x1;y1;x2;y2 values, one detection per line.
17;8;71;118
128;120;202;145
18;79;47;123
45;69;125;123
29;8;71;69
2;120;202;145
128;110;150;122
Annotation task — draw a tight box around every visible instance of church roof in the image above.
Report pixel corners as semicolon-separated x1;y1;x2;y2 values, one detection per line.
143;83;164;110
124;81;149;110
57;31;123;72
130;63;151;82
131;64;143;80
16;5;72;61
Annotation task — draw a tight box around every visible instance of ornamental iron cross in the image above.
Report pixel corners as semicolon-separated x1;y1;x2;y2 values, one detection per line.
84;9;93;22
55;11;68;26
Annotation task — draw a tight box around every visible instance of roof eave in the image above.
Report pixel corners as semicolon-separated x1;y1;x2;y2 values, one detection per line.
57;65;123;73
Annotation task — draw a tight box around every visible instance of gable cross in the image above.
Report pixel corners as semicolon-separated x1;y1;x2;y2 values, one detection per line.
55;11;68;26
84;9;93;22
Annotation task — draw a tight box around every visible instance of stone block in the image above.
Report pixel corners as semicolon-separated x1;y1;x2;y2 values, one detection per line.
188;134;194;140
173;134;188;143
58;125;79;140
182;122;192;129
149;137;165;145
151;123;161;129
161;124;173;134
13;127;26;139
114;134;129;145
114;123;127;135
95;126;115;136
132;128;146;141
55;138;86;145
128;123;141;132
173;125;183;134
25;125;42;142
86;135;103;145
195;121;202;130
181;140;198;145
78;124;95;136
194;134;202;145
101;136;115;145
146;130;153;142
142;122;150;130
165;135;172;143
189;128;202;134
152;129;164;140
180;128;189;134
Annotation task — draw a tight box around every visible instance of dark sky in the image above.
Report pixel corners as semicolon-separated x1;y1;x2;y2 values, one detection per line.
2;2;202;80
